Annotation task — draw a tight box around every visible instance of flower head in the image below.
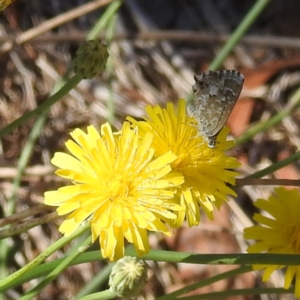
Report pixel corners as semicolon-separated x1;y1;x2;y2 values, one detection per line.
109;256;148;298
74;40;108;79
127;99;240;227
44;123;183;261
244;187;300;297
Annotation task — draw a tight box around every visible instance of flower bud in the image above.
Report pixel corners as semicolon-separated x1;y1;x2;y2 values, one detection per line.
109;256;148;298
74;40;109;79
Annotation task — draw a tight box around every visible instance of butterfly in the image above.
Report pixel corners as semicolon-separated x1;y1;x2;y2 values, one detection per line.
187;70;244;148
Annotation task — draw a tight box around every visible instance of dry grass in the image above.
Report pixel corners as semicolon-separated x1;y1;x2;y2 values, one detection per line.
1;0;300;299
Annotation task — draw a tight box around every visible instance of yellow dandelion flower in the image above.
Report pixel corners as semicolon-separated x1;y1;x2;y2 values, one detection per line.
244;187;300;298
127;99;240;227
44;123;184;261
0;0;16;11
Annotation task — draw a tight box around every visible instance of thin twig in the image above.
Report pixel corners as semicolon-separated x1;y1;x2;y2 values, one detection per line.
0;204;53;227
236;178;300;187
2;31;300;50
0;0;112;53
0;212;58;239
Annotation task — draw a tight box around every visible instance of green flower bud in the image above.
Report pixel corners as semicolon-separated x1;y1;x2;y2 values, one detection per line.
109;256;148;298
74;40;109;79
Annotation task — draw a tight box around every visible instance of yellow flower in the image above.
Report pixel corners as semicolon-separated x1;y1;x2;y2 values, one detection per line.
44;123;183;261
127;99;240;227
244;187;300;297
0;0;15;11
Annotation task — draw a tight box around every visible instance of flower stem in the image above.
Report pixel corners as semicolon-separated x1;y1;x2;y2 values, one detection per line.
209;0;270;70
78;290;118;300
156;266;251;300
0;222;89;292
20;234;92;300
246;151;300;179
0;74;82;139
236;85;300;145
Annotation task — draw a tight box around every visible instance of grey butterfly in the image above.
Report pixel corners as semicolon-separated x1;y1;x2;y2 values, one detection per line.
187;70;244;148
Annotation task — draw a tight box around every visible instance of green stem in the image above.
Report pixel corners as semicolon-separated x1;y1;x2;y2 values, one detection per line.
236;85;300;145
87;0;121;41
0;75;82;139
78;290;118;300
0;103;54;285
174;287;293;300
0;2;117;296
75;263;114;299
0;223;89;291
185;0;270;104
157;266;251;300
138;250;300;266
0;75;81;284
20;235;92;300
209;0;270;70
4;250;300;291
102;2;119;124
246;151;300;179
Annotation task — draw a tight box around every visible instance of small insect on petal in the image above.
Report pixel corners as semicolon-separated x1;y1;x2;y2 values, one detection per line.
187;70;244;148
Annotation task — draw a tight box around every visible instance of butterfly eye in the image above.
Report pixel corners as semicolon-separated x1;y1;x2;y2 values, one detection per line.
199;80;205;87
193;75;205;87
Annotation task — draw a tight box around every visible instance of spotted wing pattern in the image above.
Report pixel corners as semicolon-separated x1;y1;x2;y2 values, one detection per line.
187;70;244;148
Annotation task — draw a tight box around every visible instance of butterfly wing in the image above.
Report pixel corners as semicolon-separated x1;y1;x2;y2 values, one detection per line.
188;70;244;147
